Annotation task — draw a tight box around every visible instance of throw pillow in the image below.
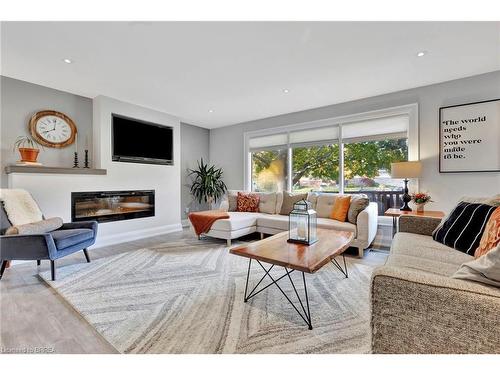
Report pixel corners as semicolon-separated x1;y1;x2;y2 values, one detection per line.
236;192;260;212
5;217;63;235
330;195;351;222
256;192;277;214
432;201;497;255
452;244;500;288
347;194;370;224
280;192;307;215
474;206;500;258
432;194;500;236
227;190;239;212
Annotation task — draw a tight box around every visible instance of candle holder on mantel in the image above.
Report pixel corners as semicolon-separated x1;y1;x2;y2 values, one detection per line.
73;152;80;168
84;149;90;168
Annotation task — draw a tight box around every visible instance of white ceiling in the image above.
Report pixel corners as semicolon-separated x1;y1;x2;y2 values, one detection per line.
2;22;499;129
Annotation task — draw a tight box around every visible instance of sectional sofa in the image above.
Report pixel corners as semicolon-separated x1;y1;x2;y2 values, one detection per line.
198;191;378;257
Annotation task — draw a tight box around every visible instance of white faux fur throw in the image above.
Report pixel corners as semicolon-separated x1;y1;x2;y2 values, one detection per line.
0;189;43;225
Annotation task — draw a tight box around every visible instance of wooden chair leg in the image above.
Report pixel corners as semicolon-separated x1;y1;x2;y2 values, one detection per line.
0;260;8;280
37;260;41;266
83;248;91;263
51;260;56;281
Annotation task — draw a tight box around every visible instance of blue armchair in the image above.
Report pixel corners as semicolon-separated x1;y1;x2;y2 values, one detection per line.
0;204;98;281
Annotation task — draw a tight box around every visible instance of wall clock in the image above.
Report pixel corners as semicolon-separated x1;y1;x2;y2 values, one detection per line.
29;110;77;148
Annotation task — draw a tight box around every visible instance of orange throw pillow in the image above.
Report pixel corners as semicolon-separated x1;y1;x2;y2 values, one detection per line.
236;192;260;212
330;195;351;222
474;206;500;257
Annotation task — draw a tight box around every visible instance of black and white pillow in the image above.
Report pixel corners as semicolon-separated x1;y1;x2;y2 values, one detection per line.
432;201;496;255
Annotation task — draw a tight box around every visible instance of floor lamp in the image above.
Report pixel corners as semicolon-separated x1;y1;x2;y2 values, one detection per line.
391;161;422;211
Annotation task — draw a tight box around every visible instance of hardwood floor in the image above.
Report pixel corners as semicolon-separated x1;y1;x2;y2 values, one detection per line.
0;228;388;354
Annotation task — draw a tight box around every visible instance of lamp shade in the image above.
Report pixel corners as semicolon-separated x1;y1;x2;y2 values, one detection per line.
391;161;422;178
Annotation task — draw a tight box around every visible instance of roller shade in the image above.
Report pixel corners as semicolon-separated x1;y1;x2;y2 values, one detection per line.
341;115;408;142
289;126;339;145
249;133;288;150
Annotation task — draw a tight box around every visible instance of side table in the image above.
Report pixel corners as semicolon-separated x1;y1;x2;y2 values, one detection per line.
384;208;445;237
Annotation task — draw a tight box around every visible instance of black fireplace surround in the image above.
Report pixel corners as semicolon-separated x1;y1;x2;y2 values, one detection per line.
71;190;155;223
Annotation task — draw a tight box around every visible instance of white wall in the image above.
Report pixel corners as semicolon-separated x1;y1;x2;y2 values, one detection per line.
8;95;182;247
210;71;500;213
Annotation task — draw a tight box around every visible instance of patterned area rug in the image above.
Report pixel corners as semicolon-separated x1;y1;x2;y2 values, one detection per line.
41;237;383;353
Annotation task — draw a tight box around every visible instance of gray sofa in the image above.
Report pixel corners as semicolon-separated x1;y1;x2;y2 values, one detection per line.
371;215;500;354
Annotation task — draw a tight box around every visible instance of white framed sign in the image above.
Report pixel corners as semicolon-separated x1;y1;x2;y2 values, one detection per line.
439;99;500;173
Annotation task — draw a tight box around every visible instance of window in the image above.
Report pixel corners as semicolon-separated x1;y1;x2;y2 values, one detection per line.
245;105;417;198
292;144;340;193
251;149;288;192
343;138;408;192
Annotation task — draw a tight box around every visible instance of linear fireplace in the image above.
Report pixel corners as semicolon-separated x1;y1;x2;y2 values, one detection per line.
71;190;155;223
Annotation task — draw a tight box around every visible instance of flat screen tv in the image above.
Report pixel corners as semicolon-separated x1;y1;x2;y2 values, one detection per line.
112;114;173;165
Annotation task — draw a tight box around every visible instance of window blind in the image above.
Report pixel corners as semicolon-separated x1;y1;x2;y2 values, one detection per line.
341;115;408;142
248;133;288;150
289;126;339;145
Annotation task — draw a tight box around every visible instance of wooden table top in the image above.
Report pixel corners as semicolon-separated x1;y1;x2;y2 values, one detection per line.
230;228;354;274
384;208;445;218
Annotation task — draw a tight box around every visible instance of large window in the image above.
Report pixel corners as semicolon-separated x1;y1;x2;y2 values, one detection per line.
245;106;417;196
343;138;408;192
292;144;340;193
251;149;288;192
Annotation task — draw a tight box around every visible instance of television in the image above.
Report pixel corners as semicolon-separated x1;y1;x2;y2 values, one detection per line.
112;114;173;165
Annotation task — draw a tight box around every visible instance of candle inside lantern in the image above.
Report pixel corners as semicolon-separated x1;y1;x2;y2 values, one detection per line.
297;216;307;240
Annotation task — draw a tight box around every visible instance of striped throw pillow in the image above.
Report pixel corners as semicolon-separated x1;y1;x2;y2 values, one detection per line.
432;201;496;255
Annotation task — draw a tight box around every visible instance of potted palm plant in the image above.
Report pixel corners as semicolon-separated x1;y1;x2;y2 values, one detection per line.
188;158;227;208
13;135;42;163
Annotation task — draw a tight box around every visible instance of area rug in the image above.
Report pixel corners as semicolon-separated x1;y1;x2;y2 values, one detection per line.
40;237;381;353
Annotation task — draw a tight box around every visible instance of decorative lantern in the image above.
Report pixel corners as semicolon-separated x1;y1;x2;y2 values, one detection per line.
288;199;318;245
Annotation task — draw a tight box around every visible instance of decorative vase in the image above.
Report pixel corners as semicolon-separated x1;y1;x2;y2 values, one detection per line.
416;203;425;212
18;148;40;163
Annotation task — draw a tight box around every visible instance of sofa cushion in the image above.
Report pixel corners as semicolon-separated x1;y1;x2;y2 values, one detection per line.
227;190;239;212
347;194;370;224
5;217;63;235
307;192;319;210
256;215;357;235
236;192;260;212
330;195;351;222
316;218;357;235
256;192;277;214
209;212;261;232
51;228;94;250
432;202;496;255
454;244;500;287
275;191;283;215
388;232;473;276
316;194;337;218
280;192;307;215
475;206;500;258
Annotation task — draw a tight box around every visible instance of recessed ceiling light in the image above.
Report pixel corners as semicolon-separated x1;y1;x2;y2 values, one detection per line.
416;51;427;57
62;58;73;64
208;109;214;113
282;89;290;93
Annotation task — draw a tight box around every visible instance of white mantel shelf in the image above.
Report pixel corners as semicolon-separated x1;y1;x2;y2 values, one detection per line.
5;165;107;175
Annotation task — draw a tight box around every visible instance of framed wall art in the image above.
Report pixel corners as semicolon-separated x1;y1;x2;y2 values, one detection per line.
439;98;500;173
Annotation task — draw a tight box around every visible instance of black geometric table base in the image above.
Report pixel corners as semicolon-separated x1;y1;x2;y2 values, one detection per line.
243;254;348;330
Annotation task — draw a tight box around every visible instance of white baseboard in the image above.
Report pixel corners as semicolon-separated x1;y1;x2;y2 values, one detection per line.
93;223;183;249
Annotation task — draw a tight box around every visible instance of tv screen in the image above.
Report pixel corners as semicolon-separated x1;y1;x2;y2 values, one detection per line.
112;114;173;165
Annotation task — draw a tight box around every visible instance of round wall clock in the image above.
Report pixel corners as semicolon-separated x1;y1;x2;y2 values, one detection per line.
29;110;77;148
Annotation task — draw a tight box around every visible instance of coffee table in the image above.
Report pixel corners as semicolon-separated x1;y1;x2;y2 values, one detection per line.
230;228;354;329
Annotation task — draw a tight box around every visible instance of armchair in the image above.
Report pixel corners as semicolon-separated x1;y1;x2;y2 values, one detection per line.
0;200;98;281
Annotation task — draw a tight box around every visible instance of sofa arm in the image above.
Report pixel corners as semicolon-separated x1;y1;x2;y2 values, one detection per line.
398;215;442;236
0;233;57;260
355;202;378;247
371;266;500;354
61;221;98;237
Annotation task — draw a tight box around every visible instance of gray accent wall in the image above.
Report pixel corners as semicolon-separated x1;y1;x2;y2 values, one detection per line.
210;70;500;212
181;122;210;220
1;76;93;187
